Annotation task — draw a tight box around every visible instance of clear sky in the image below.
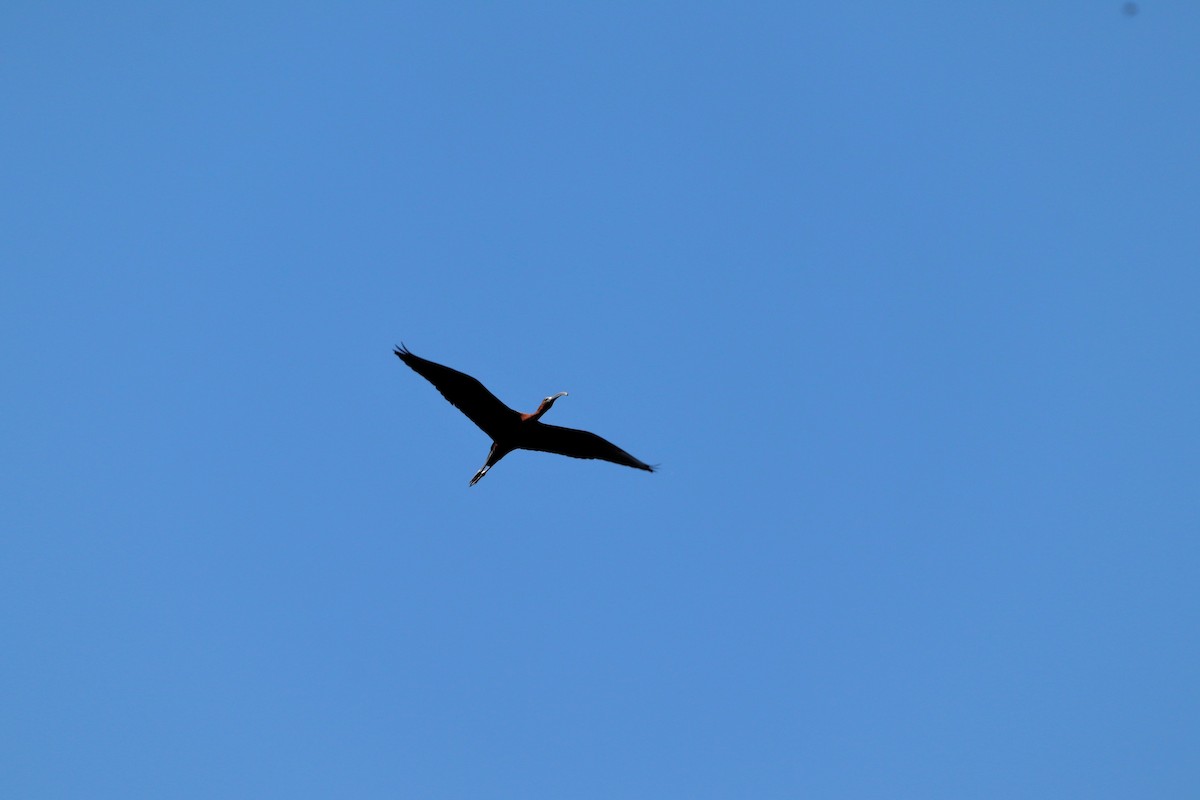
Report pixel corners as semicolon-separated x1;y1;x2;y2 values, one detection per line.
3;3;1197;798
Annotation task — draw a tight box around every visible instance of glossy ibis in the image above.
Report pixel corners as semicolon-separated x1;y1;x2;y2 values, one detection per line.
394;345;656;485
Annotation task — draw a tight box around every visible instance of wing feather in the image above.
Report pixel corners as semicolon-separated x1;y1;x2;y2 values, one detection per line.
394;345;518;438
522;422;655;472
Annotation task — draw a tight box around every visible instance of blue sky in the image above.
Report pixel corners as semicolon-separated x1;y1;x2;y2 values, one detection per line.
3;3;1197;797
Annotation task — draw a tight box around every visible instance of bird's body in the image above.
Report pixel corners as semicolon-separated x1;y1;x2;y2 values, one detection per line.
394;345;655;485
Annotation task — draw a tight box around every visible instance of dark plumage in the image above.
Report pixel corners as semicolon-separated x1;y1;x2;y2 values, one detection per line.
394;345;655;485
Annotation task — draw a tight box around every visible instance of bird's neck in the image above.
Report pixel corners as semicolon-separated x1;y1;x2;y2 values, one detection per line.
525;401;554;422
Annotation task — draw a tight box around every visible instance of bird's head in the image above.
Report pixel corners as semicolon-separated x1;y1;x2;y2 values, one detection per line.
533;391;568;419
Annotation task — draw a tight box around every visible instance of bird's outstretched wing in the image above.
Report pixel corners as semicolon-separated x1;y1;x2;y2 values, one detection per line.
394;345;520;439
522;422;655;473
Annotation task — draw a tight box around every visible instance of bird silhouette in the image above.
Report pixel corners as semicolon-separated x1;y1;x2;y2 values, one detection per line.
394;345;656;485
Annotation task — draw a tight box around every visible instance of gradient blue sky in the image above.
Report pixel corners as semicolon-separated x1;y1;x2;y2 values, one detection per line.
4;3;1197;798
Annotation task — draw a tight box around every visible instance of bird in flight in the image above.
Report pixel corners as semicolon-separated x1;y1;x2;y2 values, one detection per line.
394;345;656;486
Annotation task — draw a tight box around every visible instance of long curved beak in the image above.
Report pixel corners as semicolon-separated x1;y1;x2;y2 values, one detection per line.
552;392;569;400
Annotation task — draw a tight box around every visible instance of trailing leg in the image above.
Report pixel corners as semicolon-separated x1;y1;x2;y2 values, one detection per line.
469;442;509;486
